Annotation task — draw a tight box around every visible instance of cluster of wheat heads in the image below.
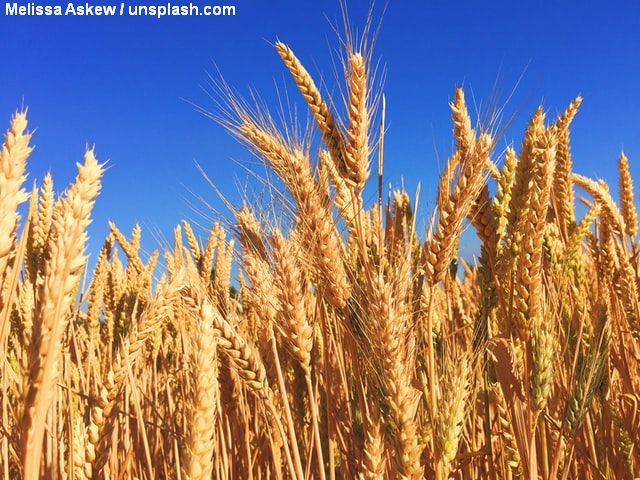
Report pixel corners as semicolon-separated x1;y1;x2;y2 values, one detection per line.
1;38;640;480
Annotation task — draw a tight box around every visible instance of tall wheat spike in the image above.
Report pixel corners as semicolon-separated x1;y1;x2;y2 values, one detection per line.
0;112;31;281
618;152;638;238
21;149;103;480
183;298;219;480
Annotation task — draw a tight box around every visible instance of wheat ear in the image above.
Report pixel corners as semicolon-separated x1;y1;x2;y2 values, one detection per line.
359;407;386;479
21;148;103;480
617;152;638;238
552;96;582;236
426;131;491;285
183;300;219;480
275;41;346;175
27;172;54;281
435;355;470;473
344;52;370;191
0;111;32;281
573;173;626;237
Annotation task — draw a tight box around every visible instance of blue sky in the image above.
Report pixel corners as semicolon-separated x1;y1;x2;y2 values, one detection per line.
1;0;639;260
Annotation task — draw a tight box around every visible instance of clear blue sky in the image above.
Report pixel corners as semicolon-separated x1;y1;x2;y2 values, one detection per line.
1;0;639;259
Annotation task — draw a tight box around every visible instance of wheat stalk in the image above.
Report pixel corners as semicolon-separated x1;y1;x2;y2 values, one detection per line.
21;148;103;480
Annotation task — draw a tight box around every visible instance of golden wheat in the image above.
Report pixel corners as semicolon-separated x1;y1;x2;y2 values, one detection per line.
1;24;639;480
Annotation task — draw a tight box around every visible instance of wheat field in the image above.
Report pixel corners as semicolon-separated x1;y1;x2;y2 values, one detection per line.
1;31;639;480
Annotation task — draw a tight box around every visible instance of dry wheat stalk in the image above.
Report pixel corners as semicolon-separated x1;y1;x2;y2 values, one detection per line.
183;298;219;480
21;149;103;480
